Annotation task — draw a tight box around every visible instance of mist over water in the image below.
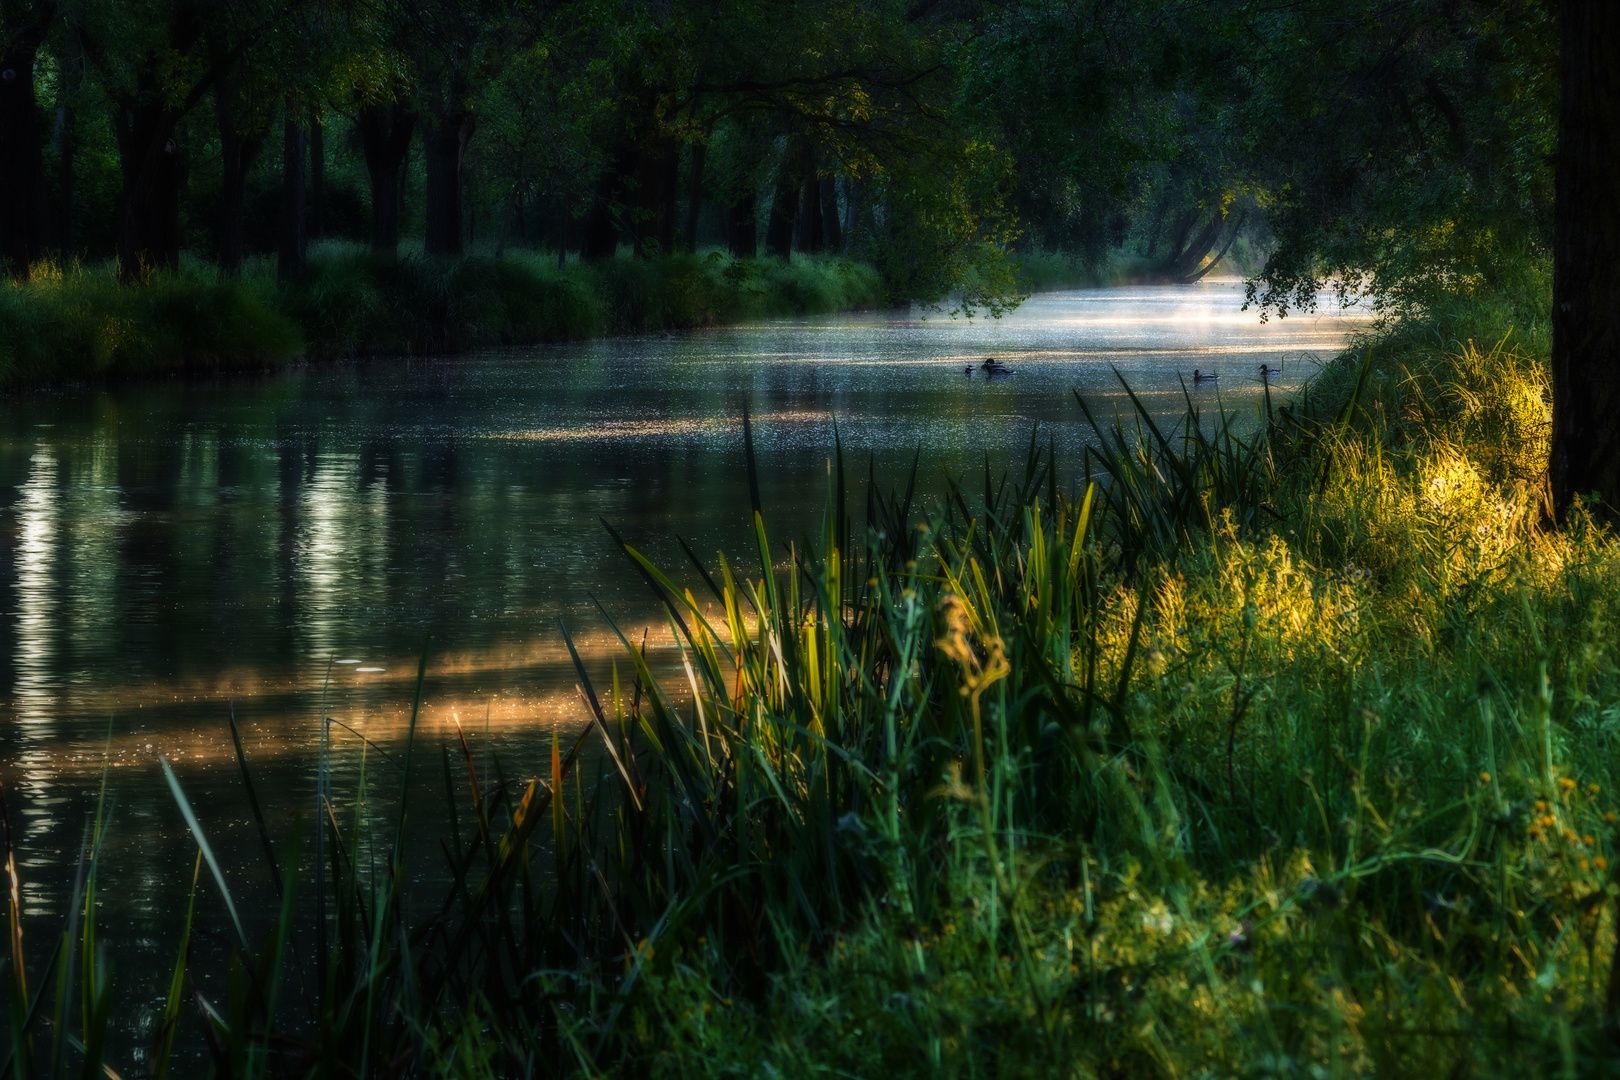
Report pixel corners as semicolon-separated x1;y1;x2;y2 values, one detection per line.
0;281;1364;1055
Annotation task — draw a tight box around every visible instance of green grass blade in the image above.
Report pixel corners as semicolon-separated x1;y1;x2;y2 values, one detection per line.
159;758;247;948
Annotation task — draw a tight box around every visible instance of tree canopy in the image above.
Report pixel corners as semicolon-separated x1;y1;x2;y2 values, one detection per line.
0;0;1562;316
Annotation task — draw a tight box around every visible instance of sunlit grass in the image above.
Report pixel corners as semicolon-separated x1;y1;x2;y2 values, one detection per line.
0;261;302;388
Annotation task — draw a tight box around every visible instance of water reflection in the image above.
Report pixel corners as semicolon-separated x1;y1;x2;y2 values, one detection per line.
0;283;1366;1053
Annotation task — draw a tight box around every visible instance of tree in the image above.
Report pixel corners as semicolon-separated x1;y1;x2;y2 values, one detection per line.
0;0;58;275
75;0;261;278
210;47;274;276
1550;0;1620;518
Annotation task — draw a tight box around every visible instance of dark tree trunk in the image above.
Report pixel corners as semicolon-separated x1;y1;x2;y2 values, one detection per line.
53;23;79;256
214;88;266;277
765;140;806;259
422;109;474;256
630;142;678;257
820;175;841;252
0;11;55;276
309;111;325;239
1178;212;1246;285
585;146;635;259
278;109;306;281
1551;0;1620;518
54;104;73;254
356;100;414;256
684;141;705;253
796;176;823;254
656;144;678;256
1142;199;1168;261
557;192;569;268
1161;212;1224;281
725;192;756;257
113;99;187;279
94;7;226;281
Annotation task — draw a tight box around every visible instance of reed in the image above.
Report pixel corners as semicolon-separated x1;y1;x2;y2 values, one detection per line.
5;301;1619;1078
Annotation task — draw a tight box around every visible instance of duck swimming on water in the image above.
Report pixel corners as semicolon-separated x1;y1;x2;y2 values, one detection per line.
1259;364;1281;379
1192;369;1219;382
980;357;1013;375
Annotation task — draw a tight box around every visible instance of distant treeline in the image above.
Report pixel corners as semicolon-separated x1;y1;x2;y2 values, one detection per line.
0;0;1554;319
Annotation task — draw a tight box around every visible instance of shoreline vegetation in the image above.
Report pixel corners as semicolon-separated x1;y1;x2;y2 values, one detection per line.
0;246;889;391
0;246;1249;394
10;276;1615;1078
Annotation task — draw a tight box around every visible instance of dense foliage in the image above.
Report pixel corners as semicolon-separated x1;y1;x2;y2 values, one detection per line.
0;0;1560;320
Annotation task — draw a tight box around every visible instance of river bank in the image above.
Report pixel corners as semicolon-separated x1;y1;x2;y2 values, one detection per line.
0;247;888;390
7;283;1601;1078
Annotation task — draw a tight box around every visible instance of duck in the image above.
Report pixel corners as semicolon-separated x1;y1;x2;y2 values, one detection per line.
1192;369;1219;382
1259;364;1281;379
965;365;974;376
980;357;1013;375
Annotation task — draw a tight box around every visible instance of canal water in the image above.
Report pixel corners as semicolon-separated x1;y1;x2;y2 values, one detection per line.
0;281;1364;1058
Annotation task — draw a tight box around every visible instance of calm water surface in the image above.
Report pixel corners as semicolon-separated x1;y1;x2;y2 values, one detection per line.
0;282;1364;1053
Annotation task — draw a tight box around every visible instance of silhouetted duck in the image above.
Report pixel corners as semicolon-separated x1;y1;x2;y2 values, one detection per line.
1192;369;1219;382
1259;364;1281;379
980;357;1013;375
965;364;974;376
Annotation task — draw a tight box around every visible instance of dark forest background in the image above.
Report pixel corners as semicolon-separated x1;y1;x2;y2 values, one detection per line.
0;0;1556;313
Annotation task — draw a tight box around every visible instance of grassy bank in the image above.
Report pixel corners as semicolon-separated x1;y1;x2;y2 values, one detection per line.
10;288;1620;1079
0;247;887;389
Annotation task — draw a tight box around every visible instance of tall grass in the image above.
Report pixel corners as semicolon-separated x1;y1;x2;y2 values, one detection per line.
0;249;887;388
7;299;1620;1078
0;262;302;388
286;246;884;357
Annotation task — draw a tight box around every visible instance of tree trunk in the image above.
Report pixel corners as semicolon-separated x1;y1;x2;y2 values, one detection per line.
585;145;635;259
309;110;325;240
630;142;678;257
557;191;569;268
278;108;306;282
820;175;841;252
796;176;823;254
725;192;756;257
422;109;474;257
765;140;805;259
53;21;79;257
656;143;678;256
1161;212;1224;281
54;103;73;254
357;100;414;256
1178;212;1246;285
215;88;266;277
1551;0;1620;518
685;141;705;253
0;16;55;276
113;99;186;280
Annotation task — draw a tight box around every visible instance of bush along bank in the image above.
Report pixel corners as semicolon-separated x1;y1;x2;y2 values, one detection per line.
12;291;1620;1078
0;248;888;389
